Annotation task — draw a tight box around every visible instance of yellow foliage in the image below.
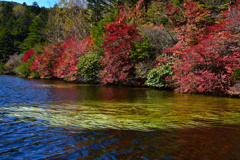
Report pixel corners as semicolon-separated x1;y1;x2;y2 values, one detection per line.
13;4;26;17
44;0;90;43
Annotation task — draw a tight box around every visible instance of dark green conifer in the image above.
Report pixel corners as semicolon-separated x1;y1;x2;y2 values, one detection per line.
0;28;14;61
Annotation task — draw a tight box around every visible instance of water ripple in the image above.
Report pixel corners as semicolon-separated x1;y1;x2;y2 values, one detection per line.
1;76;240;159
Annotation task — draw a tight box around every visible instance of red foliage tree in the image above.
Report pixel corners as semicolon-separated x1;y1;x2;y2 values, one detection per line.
162;0;240;94
164;0;210;55
172;34;240;93
225;0;240;33
22;49;35;62
100;20;141;84
120;0;145;24
29;36;92;80
53;36;92;81
30;54;42;71
37;42;63;78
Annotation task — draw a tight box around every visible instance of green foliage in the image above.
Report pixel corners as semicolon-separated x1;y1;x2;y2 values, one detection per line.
91;10;117;42
16;56;34;77
32;44;44;55
0;1;48;57
0;28;14;61
21;18;46;52
77;53;103;83
197;0;231;11
90;39;105;56
0;60;5;75
0;2;14;24
145;63;173;88
89;11;117;67
86;0;108;24
196;0;233;5
130;35;154;62
29;70;40;78
85;0;139;26
171;0;184;5
233;69;240;80
146;1;183;27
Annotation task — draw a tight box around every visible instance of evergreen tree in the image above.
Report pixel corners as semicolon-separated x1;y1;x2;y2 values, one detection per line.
0;28;14;61
86;0;107;24
0;1;49;57
21;17;46;51
1;2;14;24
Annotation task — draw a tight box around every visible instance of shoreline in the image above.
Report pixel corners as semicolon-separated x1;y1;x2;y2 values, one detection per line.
1;74;240;98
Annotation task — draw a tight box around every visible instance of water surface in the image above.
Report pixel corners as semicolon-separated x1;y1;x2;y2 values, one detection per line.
1;75;240;159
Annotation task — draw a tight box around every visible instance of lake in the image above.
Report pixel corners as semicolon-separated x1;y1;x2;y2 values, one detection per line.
1;75;240;159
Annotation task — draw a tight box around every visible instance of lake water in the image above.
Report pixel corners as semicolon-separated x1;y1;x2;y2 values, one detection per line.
1;75;240;159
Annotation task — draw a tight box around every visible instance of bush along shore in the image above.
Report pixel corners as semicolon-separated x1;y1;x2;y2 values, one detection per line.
1;0;240;96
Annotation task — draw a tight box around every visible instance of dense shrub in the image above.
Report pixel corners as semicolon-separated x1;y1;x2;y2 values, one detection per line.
22;49;35;62
4;53;23;74
163;0;240;94
145;63;173;88
233;69;240;80
13;48;42;77
99;20;141;84
77;53;103;83
226;0;240;38
53;36;93;81
129;35;155;62
146;1;169;26
145;54;174;88
29;36;93;80
133;60;155;81
0;60;5;75
120;0;146;25
29;54;42;78
17;59;34;77
100;4;175;85
30;54;42;72
146;0;186;27
140;24;177;56
38;42;63;78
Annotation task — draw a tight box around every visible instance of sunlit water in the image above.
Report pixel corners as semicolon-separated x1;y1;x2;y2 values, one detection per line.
1;75;240;159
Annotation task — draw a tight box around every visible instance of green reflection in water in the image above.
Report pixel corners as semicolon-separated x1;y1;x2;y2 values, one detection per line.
35;84;96;88
6;91;240;131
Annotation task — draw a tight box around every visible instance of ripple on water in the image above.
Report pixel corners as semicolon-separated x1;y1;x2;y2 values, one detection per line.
1;75;240;159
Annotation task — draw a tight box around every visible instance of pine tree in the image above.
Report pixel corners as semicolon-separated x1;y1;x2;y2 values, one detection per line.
21;18;46;51
0;28;14;61
86;0;107;24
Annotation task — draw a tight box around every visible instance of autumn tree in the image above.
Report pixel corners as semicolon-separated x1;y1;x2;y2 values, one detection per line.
43;7;63;44
99;7;142;84
53;36;93;81
44;0;90;43
37;42;63;78
59;0;90;38
13;4;27;17
162;0;240;94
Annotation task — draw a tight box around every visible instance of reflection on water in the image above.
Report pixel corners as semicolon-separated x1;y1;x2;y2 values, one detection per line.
1;75;240;159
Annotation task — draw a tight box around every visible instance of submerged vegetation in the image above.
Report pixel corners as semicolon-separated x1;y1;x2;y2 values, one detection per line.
0;0;240;95
6;90;240;131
